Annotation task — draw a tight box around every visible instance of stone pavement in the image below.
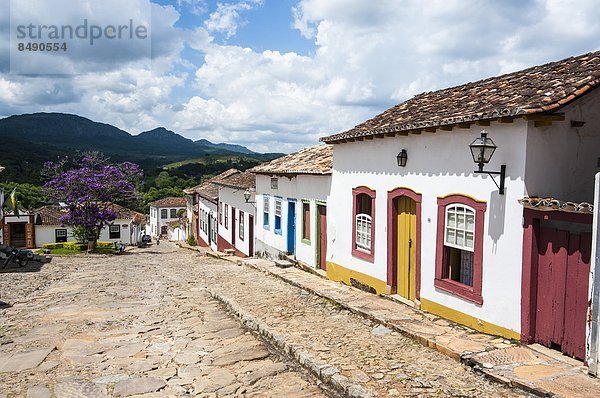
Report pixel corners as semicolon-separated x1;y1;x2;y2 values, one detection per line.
231;256;600;398
0;248;325;397
176;244;528;397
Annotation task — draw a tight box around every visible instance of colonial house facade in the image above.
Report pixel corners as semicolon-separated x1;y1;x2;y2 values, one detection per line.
250;145;332;270
148;197;187;238
34;204;145;246
213;171;256;257
320;50;600;361
184;169;238;251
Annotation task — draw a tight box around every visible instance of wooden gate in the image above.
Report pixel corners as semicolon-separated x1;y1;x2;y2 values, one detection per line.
522;209;592;360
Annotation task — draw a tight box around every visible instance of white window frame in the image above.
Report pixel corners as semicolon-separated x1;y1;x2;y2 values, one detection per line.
355;213;372;252
444;204;476;252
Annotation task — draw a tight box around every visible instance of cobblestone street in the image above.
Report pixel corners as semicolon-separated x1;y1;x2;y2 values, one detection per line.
1;243;531;397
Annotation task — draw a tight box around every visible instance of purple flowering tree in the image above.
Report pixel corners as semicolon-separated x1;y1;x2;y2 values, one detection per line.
43;154;143;250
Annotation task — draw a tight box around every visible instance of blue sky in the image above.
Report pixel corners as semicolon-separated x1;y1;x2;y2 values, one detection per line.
1;0;599;152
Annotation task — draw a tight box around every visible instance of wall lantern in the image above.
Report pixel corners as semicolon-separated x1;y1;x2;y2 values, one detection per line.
243;188;256;204
468;130;507;194
396;149;408;167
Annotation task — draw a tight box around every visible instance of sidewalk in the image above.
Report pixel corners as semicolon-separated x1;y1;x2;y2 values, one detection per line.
239;257;600;398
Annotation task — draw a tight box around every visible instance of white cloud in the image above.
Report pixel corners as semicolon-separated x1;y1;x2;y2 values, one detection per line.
204;0;263;38
2;0;600;153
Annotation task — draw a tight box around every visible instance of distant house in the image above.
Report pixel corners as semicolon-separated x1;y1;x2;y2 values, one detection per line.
33;204;145;246
213;170;256;257
148;197;187;238
250;145;332;269
184;169;239;251
320;50;600;360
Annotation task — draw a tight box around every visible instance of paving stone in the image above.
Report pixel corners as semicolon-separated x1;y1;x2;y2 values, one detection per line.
0;347;54;372
54;380;108;398
147;367;177;379
211;346;270;366
93;374;130;384
26;385;51;398
174;352;200;365
113;377;167;397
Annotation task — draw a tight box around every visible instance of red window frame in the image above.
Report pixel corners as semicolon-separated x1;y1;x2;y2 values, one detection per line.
434;194;486;305
302;201;310;241
352;186;376;262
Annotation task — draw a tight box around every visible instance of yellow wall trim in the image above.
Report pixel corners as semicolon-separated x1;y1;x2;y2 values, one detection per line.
420;298;521;341
326;261;387;294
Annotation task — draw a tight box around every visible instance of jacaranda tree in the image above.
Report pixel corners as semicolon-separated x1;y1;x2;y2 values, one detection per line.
43;154;143;250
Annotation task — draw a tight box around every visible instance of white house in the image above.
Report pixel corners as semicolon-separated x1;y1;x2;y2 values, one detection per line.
148;197;187;238
250;145;332;270
213;170;256;257
320;50;600;362
33;204;146;246
184;169;238;251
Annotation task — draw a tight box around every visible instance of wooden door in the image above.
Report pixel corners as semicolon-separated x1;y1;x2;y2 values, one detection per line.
26;222;35;248
287;201;296;254
231;207;236;247
396;197;417;301
11;223;27;248
317;205;327;270
249;214;254;257
535;226;591;360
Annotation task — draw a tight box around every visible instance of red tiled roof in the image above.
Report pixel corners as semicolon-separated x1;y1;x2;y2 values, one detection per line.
183;169;240;203
322;51;600;143
148;197;187;208
249;145;333;175
213;170;256;190
34;203;146;226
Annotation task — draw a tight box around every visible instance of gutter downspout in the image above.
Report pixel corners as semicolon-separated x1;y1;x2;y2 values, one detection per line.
588;172;600;376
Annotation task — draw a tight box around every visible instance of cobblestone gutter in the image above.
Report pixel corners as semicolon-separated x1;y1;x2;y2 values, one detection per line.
206;288;375;398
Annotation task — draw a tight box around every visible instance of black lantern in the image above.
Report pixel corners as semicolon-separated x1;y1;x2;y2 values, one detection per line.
243;188;256;204
469;130;497;168
396;149;408;167
468;130;506;195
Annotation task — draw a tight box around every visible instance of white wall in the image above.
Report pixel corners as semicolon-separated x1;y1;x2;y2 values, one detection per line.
218;186;255;256
149;206;185;237
329;121;528;333
525;88;600;203
35;226;76;246
35;218;140;247
255;174;331;267
198;197;218;251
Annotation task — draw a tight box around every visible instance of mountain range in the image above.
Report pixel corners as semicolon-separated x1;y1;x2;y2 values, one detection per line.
0;113;277;183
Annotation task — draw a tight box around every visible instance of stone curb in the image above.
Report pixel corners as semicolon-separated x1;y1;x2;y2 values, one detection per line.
205;288;375;398
239;260;543;397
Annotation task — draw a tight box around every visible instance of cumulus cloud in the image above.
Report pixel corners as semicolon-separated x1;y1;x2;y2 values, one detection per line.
2;0;600;153
204;0;263;38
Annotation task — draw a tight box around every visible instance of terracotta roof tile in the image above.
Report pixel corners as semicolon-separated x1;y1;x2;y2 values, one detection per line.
34;203;146;226
518;197;593;214
213;170;256;190
249;145;333;175
184;169;240;203
322;51;600;143
148;197;187;208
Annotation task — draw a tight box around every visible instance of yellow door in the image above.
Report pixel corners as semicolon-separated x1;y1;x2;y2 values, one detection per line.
396;197;417;301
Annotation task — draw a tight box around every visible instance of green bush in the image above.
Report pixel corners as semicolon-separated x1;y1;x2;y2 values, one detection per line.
42;241;114;251
186;235;198;246
42;243;64;249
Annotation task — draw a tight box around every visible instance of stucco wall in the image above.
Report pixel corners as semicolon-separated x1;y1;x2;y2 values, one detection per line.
149;206;185;237
198;197;217;251
525;87;600;203
218;187;255;256
35;218;138;247
329;121;528;333
255;174;331;267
